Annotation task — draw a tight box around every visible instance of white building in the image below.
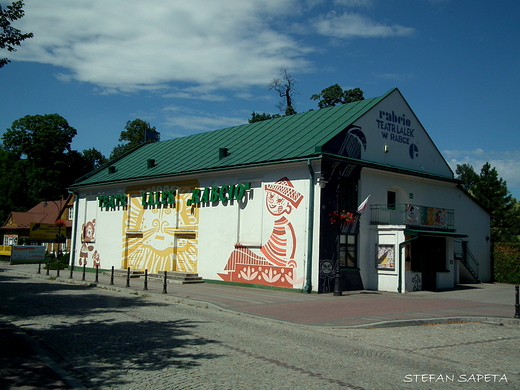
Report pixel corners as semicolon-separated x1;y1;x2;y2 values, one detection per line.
69;88;490;293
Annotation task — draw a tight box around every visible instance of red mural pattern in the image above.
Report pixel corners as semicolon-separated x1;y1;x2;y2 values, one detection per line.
219;177;303;288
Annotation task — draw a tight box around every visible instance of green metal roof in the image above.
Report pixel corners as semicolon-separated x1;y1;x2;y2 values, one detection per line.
71;89;393;188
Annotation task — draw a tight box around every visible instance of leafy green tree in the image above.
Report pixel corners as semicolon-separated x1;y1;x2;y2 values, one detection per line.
311;85;364;108
81;148;107;172
456;162;520;242
110;118;160;160
0;0;33;68
455;163;479;193
2;114;78;202
0;146;28;222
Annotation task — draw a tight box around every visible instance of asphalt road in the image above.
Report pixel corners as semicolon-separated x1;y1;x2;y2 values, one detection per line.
1;272;519;389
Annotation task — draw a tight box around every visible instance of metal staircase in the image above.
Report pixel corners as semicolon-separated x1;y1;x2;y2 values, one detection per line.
455;240;481;283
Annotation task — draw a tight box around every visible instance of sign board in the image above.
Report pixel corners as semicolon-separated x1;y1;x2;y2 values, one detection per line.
10;245;46;264
0;245;12;256
30;223;65;240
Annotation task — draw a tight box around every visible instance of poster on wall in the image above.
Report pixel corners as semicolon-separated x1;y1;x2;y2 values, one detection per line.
376;244;395;270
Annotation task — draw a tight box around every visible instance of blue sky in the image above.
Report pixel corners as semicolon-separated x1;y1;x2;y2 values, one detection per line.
1;0;519;198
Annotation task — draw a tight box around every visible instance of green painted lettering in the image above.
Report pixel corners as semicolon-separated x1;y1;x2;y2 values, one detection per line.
119;194;127;207
167;189;176;205
201;187;210;203
187;189;201;206
210;186;219;202
219;185;229;202
234;183;246;200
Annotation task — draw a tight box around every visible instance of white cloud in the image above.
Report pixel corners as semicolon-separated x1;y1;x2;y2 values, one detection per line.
313;11;415;39
334;0;374;8
11;1;418;94
443;149;520;195
12;0;310;92
161;105;245;135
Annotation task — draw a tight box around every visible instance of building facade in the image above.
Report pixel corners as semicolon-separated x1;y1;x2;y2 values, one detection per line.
69;89;491;293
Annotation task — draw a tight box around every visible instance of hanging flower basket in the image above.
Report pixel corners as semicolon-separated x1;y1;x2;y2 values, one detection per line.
54;219;66;227
329;210;356;226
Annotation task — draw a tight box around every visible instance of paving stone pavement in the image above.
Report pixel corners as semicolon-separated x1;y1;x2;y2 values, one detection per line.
1;262;520;389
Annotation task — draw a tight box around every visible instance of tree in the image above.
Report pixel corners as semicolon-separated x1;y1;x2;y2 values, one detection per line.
81;148;107;172
248;112;281;124
0;1;33;68
110;118;160;160
2;114;78;204
311;85;364;108
455;163;479;194
268;67;297;116
0;146;28;222
456;162;520;242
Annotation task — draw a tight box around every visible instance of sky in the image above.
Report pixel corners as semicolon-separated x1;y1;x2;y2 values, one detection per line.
1;0;519;199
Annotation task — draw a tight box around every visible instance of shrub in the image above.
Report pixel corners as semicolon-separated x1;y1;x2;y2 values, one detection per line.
45;252;69;270
493;243;520;284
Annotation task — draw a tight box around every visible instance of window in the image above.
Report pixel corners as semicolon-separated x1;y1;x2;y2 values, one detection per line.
339;233;357;268
387;190;396;210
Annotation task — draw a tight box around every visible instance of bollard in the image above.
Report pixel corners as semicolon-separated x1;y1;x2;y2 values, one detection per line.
515;285;520;319
46;261;50;276
163;270;167;294
126;267;131;287
144;269;148;291
95;265;99;283
82;263;86;281
56;266;60;278
110;266;114;285
37;262;41;274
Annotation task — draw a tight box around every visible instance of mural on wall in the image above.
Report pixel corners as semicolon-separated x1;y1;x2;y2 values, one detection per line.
325;125;367;159
218;177;304;288
406;205;448;229
122;183;199;274
79;219;100;267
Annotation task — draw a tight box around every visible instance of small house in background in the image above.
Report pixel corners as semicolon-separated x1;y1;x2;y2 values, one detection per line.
69;88;490;293
0;195;74;256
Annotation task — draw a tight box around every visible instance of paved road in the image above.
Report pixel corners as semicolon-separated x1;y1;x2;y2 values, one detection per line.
1;271;519;389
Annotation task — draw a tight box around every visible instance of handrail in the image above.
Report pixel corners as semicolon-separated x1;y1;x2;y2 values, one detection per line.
370;203;455;230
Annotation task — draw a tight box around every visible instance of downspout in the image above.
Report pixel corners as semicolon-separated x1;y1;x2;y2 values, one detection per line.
398;235;419;293
304;159;315;293
68;190;80;276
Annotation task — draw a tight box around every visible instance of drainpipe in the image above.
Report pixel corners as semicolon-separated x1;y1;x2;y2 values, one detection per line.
304;159;315;293
398;235;419;293
68;190;80;276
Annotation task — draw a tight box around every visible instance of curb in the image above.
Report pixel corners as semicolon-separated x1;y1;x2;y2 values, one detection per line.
0;320;87;390
7;268;520;330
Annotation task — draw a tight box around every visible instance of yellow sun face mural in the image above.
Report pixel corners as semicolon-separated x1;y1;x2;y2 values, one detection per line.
122;181;199;274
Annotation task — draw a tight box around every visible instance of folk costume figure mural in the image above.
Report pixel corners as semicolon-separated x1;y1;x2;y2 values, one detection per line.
219;177;304;288
79;219;100;267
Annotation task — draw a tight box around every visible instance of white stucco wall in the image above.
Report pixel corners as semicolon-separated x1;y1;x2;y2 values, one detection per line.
71;161;324;292
357;168;491;292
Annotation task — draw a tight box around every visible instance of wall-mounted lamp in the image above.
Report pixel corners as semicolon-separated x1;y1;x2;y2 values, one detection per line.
384;145;389;153
317;176;328;189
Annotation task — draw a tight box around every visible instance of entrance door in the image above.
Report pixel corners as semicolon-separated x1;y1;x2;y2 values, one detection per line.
412;236;446;290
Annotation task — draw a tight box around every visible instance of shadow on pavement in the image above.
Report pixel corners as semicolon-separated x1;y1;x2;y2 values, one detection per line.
0;272;225;389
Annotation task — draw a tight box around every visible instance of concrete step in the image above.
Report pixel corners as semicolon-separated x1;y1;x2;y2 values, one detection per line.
147;272;205;285
102;269;204;284
102;270;145;278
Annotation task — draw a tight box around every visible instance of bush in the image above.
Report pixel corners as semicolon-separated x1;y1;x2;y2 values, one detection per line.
45;252;69;270
493;243;520;284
